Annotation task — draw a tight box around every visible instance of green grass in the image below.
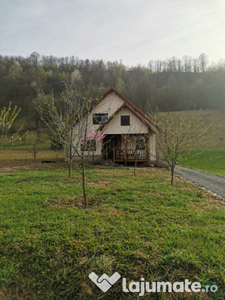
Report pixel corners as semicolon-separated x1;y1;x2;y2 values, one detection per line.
0;165;225;299
179;150;225;177
0;129;51;151
167;109;225;150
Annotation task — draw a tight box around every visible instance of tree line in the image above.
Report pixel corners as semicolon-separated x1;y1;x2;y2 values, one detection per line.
0;52;225;130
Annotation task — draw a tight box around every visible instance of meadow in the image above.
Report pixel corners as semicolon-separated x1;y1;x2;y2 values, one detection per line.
166;109;225;176
1;108;225;299
178;150;225;177
0;147;225;299
167;109;225;151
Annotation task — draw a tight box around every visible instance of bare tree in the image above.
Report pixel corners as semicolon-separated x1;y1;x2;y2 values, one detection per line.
199;53;208;73
35;84;90;177
24;128;46;168
126;134;148;176
0;102;21;144
152;109;212;186
35;83;101;208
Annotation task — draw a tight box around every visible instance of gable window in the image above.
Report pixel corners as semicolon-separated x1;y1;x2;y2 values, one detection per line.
121;115;130;126
81;140;96;152
93;114;108;125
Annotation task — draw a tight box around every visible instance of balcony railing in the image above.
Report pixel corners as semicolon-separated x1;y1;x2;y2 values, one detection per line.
113;148;147;162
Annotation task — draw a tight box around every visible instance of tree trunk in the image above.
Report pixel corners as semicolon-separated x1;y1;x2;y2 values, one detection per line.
69;159;72;177
33;145;36;169
81;155;87;208
171;166;174;186
134;149;137;176
68;145;72;177
92;152;95;167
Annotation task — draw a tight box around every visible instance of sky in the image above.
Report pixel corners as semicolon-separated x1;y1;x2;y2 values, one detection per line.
0;0;225;67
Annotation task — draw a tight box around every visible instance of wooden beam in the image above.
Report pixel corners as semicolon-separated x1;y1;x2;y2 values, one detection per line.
101;138;105;159
147;135;150;166
124;135;127;166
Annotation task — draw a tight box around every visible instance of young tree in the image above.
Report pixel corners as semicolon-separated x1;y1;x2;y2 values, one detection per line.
72;118;107;208
24;128;47;168
133;136;148;176
152;110;212;186
35;84;90;177
35;84;100;208
86;130;105;166
0;102;21;144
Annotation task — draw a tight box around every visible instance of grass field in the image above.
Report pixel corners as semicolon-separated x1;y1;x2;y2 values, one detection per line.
0;150;225;299
167;109;225;176
0;113;225;299
167;109;225;150
178;150;225;177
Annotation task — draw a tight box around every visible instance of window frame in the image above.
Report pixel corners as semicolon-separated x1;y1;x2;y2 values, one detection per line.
121;115;130;126
93;113;108;125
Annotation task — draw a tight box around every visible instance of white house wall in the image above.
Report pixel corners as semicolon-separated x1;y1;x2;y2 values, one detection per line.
150;134;156;162
95;141;102;155
73;91;157;162
78;93;125;135
103;108;148;135
92;93;124;117
73;93;124;156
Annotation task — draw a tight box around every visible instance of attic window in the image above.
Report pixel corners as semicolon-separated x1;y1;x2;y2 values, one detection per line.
93;114;108;124
121;115;130;126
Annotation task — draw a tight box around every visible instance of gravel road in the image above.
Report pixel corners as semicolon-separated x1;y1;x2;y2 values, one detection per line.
175;166;225;199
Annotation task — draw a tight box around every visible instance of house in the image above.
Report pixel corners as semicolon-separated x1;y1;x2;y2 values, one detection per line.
75;87;158;165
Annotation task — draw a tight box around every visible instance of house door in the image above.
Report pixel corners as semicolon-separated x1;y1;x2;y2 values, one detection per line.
104;135;120;159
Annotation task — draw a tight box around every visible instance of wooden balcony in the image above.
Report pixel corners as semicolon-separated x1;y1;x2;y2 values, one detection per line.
113;148;148;163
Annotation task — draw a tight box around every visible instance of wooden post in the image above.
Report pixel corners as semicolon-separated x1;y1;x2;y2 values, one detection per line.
113;149;115;163
101;138;104;159
147;135;150;166
124;135;127;166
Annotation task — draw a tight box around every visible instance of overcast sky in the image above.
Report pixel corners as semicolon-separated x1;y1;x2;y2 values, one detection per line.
0;0;225;67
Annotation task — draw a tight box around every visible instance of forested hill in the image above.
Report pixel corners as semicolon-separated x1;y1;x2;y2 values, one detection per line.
0;52;225;128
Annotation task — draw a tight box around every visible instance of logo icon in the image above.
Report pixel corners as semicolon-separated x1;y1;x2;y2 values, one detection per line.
89;272;121;292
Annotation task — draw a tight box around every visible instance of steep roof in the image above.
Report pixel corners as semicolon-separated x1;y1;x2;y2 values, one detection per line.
93;87;159;133
98;102;158;133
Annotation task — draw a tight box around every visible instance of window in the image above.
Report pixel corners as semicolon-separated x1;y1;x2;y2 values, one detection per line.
93;114;108;124
81;140;96;151
136;139;146;150
121;115;130;126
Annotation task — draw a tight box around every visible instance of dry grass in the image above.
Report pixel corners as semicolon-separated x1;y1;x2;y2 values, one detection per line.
0;149;65;170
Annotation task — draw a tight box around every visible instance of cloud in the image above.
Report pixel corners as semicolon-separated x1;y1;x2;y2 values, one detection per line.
0;0;225;66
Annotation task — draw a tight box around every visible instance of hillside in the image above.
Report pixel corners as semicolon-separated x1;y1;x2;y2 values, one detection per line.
167;109;225;150
1;53;225;132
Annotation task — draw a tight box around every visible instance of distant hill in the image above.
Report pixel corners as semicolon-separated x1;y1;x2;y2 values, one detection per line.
1;53;225;130
166;109;225;150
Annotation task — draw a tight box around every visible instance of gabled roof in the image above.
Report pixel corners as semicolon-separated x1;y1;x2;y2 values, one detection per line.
93;87;159;133
98;102;158;133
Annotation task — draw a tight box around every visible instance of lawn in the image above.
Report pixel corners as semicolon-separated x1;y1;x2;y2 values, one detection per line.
0;159;225;299
178;150;225;177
